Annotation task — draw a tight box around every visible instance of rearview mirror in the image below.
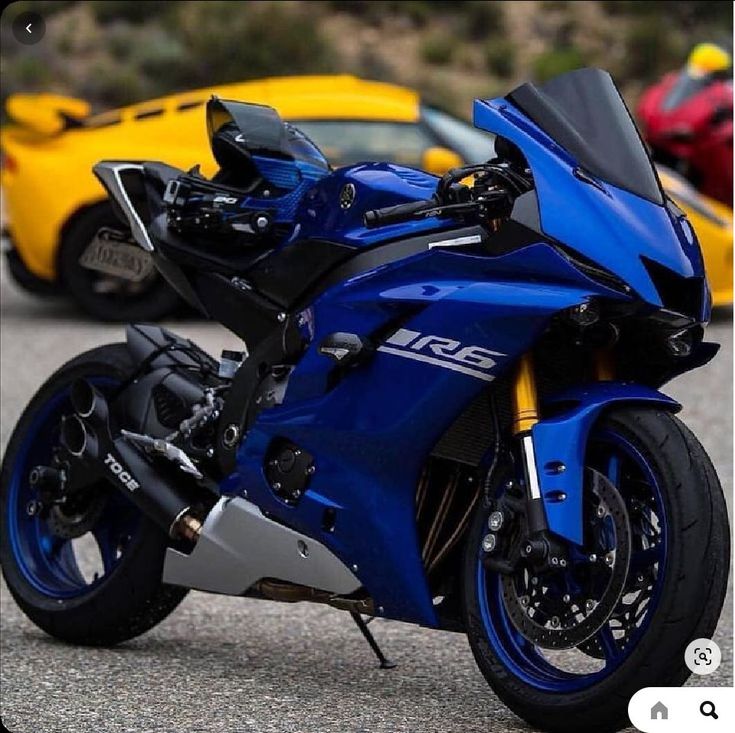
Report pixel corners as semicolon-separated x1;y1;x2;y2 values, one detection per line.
421;146;464;175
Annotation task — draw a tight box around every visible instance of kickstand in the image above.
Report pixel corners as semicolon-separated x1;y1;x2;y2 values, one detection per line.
350;612;397;669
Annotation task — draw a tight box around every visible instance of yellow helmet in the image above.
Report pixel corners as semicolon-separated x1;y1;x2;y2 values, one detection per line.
687;43;731;78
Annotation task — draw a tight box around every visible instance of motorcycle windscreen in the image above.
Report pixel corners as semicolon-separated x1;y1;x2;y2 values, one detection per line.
507;68;664;205
662;71;714;111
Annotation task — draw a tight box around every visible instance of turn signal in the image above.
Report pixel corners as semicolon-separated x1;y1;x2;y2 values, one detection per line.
567;301;600;327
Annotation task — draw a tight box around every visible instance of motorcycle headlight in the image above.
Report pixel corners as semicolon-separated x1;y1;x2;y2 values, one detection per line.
666;328;694;358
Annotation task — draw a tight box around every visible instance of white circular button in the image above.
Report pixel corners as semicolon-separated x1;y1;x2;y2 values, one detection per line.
684;638;722;676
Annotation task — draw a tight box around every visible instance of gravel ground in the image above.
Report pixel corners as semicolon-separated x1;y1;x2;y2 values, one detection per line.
0;260;732;733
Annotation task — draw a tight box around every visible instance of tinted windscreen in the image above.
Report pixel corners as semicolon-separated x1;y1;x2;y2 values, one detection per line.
507;68;663;204
663;72;712;110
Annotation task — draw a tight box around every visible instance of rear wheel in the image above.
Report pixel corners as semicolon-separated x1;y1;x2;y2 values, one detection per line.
463;407;730;733
0;344;187;645
59;203;180;322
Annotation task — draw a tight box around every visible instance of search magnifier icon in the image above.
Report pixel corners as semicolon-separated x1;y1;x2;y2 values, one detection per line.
700;701;719;719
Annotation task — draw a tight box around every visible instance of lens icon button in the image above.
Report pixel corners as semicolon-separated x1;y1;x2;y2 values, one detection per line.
685;638;722;676
700;700;719;720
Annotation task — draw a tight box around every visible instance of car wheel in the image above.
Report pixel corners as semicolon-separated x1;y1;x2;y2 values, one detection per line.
59;203;180;322
5;248;59;296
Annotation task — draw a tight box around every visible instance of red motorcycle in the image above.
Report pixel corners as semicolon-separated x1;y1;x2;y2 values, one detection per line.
637;44;732;206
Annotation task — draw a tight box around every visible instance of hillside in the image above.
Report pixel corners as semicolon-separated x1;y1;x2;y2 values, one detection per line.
1;1;731;119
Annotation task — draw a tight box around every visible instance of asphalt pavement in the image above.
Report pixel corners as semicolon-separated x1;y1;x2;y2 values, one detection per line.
0;260;732;733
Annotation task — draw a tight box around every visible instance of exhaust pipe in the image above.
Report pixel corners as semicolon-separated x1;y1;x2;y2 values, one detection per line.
61;379;200;541
60;414;96;458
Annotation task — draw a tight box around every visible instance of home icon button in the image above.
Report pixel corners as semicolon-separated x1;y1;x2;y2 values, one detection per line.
651;701;669;720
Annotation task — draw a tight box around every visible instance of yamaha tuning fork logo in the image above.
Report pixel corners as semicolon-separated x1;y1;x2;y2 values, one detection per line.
378;328;505;382
339;183;356;210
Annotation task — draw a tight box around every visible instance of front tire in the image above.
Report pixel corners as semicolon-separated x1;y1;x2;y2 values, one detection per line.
463;407;730;733
0;344;188;646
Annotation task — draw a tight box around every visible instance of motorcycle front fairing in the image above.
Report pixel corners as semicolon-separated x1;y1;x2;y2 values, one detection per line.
474;68;709;320
469;68;712;544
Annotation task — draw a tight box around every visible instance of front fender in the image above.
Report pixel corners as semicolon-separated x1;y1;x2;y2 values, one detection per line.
532;382;680;545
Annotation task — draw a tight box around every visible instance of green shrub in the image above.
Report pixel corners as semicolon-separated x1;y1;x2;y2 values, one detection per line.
420;34;454;65
329;1;492;29
604;1;731;29
137;32;187;82
532;45;585;82
5;1;75;18
8;55;52;88
106;24;136;62
90;1;173;25
326;1;432;27
175;2;335;87
461;2;504;42
485;38;516;78
389;1;434;27
622;19;683;81
77;60;146;108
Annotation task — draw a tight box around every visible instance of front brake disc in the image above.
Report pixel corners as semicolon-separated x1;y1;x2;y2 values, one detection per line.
501;469;631;650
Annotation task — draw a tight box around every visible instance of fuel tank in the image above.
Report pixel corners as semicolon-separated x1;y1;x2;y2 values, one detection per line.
291;162;452;247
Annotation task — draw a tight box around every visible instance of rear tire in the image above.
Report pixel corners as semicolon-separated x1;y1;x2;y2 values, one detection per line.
0;343;188;646
462;407;730;733
59;203;180;322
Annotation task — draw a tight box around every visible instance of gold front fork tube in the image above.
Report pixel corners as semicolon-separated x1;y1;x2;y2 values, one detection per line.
512;353;539;436
511;353;546;536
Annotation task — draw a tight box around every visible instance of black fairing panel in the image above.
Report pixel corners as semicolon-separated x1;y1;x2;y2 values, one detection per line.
192;271;283;346
149;214;273;275
246;240;356;308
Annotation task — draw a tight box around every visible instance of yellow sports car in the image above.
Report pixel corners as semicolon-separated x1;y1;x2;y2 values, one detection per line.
1;75;731;320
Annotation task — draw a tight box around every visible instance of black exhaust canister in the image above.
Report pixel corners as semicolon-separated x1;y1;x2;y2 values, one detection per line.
61;379;194;538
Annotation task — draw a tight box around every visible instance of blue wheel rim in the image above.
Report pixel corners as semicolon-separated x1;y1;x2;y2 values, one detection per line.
477;427;667;692
7;378;140;599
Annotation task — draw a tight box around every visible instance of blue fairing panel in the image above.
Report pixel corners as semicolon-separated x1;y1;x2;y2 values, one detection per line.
229;242;630;627
533;383;680;545
291;162;454;247
473;99;706;312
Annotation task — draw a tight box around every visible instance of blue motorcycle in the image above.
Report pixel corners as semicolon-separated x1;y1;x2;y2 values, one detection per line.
1;69;729;732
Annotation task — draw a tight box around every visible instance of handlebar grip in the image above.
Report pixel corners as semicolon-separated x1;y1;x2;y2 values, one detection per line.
363;199;436;228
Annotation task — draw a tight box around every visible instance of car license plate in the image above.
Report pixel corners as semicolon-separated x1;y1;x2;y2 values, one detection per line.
79;228;155;283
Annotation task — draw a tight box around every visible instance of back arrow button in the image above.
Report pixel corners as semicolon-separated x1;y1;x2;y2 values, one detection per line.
12;12;46;45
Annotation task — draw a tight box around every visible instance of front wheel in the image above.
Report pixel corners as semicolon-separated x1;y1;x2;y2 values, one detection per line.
463;408;730;733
